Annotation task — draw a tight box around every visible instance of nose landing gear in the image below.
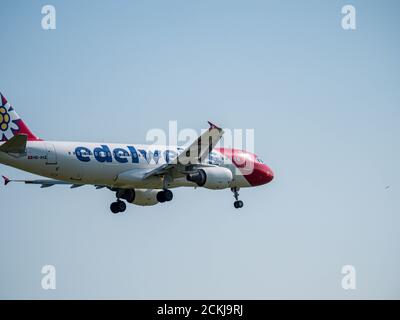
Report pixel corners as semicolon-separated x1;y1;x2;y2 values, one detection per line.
231;187;244;209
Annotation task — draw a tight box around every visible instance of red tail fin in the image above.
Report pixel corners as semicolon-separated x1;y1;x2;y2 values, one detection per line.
0;93;41;142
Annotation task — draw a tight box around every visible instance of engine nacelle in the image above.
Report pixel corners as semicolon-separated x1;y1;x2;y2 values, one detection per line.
128;189;159;206
187;167;233;190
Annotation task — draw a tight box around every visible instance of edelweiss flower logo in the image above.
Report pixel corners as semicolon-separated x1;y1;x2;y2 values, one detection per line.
0;107;10;130
0;104;21;141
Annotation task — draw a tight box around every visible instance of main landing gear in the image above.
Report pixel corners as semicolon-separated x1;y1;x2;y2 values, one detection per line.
156;189;173;203
110;189;133;214
232;187;244;209
156;174;174;203
157;174;174;203
110;200;126;214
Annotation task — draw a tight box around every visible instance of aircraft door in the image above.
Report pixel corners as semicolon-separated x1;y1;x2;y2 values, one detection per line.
45;143;58;165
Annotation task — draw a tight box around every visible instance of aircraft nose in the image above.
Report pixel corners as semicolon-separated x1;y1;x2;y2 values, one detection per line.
261;165;274;184
244;163;274;186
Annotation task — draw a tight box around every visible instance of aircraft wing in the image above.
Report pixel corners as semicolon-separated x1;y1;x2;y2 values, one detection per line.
142;121;224;179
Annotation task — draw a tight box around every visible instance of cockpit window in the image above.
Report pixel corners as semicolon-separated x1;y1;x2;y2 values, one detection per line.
208;151;224;165
256;157;264;164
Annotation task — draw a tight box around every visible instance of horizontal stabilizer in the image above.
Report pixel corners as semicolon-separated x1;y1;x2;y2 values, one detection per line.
2;175;10;185
2;177;83;188
0;134;27;153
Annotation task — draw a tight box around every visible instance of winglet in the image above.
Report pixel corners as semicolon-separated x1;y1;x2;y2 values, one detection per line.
2;175;10;186
207;121;223;132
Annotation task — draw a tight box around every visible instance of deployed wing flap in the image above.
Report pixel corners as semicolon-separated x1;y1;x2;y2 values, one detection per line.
40;183;55;188
70;184;84;189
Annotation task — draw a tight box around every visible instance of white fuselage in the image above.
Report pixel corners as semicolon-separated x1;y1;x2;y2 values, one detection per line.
0;141;250;189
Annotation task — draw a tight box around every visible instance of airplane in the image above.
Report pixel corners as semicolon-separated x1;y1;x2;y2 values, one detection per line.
0;92;274;213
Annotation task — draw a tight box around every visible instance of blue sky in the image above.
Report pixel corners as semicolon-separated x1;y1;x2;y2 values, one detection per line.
0;0;399;299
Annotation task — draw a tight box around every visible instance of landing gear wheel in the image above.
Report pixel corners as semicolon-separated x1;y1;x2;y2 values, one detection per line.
163;190;173;201
157;190;173;203
234;200;244;209
231;188;244;209
110;200;127;214
110;202;120;214
157;191;166;203
117;200;126;212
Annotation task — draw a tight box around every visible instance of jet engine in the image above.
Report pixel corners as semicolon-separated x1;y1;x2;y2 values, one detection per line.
186;167;233;189
131;189;159;206
117;189;159;206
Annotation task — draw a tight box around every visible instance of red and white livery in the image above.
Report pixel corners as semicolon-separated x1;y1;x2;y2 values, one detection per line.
0;92;274;213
